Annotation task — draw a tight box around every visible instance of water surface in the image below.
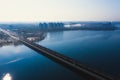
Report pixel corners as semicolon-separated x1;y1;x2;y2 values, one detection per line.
0;45;82;80
0;30;120;80
38;30;120;78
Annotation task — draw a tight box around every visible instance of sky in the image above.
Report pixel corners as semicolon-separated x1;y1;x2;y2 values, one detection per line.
0;0;120;22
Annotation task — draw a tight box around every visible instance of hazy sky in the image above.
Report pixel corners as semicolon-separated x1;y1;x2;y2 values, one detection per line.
0;0;120;22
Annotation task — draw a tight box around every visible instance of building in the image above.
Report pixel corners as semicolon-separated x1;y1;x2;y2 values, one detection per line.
39;22;64;31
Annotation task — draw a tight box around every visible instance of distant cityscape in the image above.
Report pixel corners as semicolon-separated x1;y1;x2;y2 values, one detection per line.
0;21;119;47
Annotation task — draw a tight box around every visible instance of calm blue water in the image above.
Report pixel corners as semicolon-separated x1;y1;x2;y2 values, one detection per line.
0;44;82;80
38;30;120;78
0;30;120;80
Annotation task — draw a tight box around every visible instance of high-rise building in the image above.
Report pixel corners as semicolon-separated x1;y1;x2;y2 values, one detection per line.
39;22;64;30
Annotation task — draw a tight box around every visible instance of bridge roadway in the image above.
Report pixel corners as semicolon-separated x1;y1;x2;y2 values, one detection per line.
0;28;116;80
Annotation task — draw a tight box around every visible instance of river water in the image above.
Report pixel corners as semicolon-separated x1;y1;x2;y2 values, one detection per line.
0;30;120;80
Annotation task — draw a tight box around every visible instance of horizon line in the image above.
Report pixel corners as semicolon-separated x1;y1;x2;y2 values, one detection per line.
0;21;120;23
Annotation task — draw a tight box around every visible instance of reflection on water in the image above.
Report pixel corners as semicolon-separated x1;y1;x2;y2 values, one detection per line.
40;30;116;46
47;31;64;41
2;73;12;80
39;30;120;78
0;45;35;66
0;30;120;80
0;43;82;80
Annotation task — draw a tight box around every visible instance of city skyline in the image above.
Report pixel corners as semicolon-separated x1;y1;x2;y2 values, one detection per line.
0;0;120;22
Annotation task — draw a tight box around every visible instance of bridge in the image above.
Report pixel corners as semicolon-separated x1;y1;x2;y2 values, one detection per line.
0;28;116;80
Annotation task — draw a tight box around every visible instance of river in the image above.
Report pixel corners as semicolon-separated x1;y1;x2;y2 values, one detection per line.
0;30;120;80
